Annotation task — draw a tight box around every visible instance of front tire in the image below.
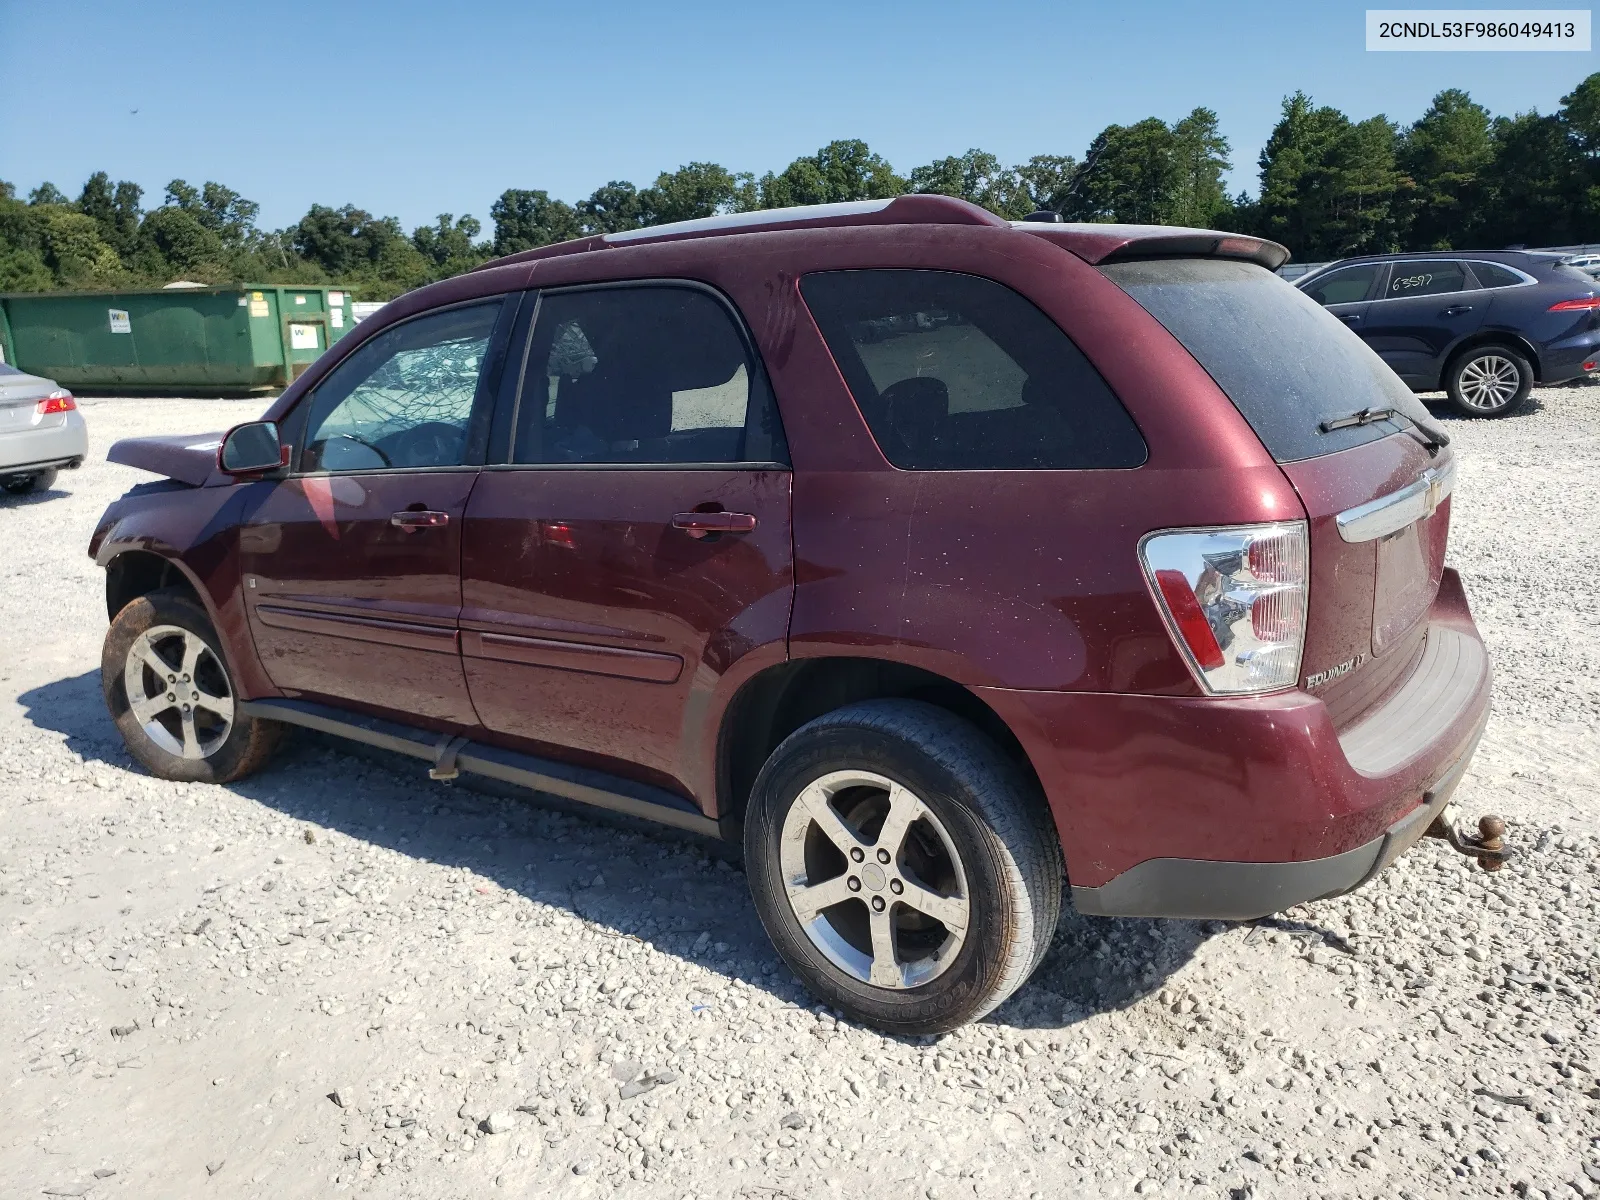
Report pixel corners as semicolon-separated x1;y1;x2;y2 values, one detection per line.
1446;345;1532;417
744;700;1062;1035
102;588;282;783
2;468;58;494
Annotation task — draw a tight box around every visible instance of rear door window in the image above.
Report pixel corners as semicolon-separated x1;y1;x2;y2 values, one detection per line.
799;269;1146;470
512;286;786;465
1301;264;1381;306
1469;261;1527;289
1384;261;1467;298
1101;258;1435;463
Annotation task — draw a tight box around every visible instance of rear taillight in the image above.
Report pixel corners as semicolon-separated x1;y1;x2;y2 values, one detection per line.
1548;296;1600;311
1139;522;1309;695
35;390;75;414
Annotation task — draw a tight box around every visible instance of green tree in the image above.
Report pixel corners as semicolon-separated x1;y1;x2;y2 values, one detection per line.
164;178;261;247
1254;93;1402;258
757;140;902;209
643;162;753;223
28;182;70;206
908;148;1029;218
1170;108;1232;227
1481;110;1583;246
1067;117;1183;224
1399;89;1493;249
577;181;646;234
135;206;225;277
489;189;583;254
77;172;144;258
1014;154;1079;214
411;213;489;278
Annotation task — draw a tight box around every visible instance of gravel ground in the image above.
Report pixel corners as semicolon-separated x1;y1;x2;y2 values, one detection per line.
2;389;1597;1200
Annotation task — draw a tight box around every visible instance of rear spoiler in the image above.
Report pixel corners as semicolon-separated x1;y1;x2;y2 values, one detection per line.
1016;222;1291;271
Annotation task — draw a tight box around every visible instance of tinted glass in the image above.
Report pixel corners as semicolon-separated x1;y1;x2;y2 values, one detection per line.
1471;262;1525;289
800;270;1146;470
1102;258;1435;464
1302;264;1380;306
513;287;785;465
1385;261;1466;298
302;303;500;472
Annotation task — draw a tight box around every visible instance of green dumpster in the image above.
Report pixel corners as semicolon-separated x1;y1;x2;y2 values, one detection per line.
0;284;357;395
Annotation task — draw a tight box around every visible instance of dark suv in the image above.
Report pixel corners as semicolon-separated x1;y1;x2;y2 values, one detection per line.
1296;250;1600;416
91;197;1493;1033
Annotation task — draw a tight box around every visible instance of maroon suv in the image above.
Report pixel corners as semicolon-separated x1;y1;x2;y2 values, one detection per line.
91;195;1492;1033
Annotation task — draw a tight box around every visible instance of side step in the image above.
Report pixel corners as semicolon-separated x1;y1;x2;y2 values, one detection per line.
238;698;723;840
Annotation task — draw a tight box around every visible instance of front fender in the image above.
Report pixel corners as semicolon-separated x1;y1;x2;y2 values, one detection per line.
92;483;278;702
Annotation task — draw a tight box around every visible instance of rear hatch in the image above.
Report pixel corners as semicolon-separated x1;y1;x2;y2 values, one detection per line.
1100;257;1454;728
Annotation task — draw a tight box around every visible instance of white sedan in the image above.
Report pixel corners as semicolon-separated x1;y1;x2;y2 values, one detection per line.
0;364;88;495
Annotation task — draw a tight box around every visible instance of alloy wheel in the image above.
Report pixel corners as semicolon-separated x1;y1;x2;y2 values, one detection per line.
1457;354;1520;411
122;624;235;759
779;769;969;989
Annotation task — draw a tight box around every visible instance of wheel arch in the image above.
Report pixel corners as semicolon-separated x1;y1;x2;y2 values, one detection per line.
105;550;206;621
1444;331;1542;382
715;656;1048;833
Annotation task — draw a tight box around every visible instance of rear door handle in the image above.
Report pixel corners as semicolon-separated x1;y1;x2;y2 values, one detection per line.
1339;313;1362;325
1442;304;1474;316
391;510;449;532
671;511;757;539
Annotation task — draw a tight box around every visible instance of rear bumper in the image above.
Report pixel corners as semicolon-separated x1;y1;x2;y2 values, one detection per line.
978;568;1492;919
0;412;89;474
1539;328;1600;384
1069;713;1483;918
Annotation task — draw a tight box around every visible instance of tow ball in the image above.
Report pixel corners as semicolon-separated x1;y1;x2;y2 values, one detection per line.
1425;813;1512;872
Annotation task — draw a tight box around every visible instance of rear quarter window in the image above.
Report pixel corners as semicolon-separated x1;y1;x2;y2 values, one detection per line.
800;269;1146;470
1101;258;1434;464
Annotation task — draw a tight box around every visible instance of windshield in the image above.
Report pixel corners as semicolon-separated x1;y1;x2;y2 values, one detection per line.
1101;258;1436;463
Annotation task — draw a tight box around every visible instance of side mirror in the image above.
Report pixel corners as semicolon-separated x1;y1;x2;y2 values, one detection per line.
218;421;286;475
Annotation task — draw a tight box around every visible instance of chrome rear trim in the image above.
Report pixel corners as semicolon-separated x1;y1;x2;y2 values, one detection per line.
1336;457;1456;543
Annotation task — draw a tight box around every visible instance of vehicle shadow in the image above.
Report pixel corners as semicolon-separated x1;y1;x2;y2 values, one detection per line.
18;668;1208;1038
0;482;69;507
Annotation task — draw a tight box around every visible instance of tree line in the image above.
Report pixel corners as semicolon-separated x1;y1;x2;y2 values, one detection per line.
4;74;1597;300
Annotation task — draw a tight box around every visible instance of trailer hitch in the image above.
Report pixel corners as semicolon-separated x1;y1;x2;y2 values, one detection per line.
1425;813;1512;872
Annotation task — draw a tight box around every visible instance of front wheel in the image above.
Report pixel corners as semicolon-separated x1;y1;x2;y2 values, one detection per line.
1446;346;1532;417
744;700;1062;1035
102;587;283;783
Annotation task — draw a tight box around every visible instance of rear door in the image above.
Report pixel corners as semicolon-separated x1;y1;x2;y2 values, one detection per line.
1101;258;1455;727
1359;260;1486;387
239;298;512;727
459;283;793;796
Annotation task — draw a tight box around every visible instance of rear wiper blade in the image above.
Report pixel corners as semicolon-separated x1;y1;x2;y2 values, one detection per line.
1319;407;1450;454
1320;407;1399;431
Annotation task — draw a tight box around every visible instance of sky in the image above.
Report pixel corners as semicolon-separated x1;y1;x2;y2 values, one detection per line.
3;0;1596;234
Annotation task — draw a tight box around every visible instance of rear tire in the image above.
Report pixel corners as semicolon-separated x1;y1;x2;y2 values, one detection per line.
1446;345;1532;417
2;468;57;494
744;700;1062;1035
102;587;283;783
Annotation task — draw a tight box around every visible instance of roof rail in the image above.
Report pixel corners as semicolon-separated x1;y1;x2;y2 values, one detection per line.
475;194;1008;271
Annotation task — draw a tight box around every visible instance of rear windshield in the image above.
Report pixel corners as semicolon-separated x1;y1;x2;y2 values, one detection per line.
1101;258;1434;463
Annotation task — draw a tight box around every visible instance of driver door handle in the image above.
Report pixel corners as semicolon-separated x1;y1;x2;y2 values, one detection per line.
1339;313;1362;325
391;510;449;532
671;511;757;539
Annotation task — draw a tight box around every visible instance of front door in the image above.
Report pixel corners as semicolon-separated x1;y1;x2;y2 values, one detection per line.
1359;260;1487;387
1300;261;1383;337
460;283;793;797
240;299;510;727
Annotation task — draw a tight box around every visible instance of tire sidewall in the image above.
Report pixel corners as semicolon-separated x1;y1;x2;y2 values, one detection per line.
102;590;263;784
1448;346;1531;417
745;719;1023;1035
